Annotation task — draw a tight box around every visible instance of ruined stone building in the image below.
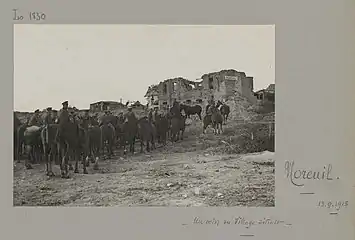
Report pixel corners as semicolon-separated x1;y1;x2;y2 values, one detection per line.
89;101;126;112
254;84;275;103
144;69;257;109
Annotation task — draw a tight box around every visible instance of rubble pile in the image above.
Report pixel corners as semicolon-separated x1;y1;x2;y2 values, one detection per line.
224;93;258;121
217;123;275;154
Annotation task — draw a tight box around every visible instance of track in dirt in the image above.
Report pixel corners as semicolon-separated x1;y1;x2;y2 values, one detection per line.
13;121;275;207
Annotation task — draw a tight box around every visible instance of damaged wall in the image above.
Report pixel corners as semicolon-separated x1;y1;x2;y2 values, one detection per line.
148;69;257;111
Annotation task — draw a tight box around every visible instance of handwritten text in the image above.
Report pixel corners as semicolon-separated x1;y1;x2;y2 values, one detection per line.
284;161;334;187
192;216;288;229
13;9;46;21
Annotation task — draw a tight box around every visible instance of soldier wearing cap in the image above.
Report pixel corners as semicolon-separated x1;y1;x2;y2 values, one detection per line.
171;99;181;118
79;109;90;130
152;108;159;125
55;101;70;142
43;107;54;125
124;104;137;123
148;108;154;123
117;112;125;123
28;109;41;126
99;110;111;127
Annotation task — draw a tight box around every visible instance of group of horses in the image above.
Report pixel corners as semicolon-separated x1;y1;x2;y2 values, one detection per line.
13;100;230;179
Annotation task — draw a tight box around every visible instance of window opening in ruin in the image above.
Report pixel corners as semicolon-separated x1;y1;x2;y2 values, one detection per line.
189;84;196;89
163;102;167;105
163;84;167;94
196;99;203;104
208;77;214;89
172;82;177;92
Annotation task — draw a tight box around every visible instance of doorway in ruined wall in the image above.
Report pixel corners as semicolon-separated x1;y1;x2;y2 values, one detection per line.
163;84;167;94
208;77;214;89
172;82;177;92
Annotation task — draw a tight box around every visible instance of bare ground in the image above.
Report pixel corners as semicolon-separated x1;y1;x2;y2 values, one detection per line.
13;121;275;207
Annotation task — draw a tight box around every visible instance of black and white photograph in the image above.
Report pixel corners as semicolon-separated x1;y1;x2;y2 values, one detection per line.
13;24;275;207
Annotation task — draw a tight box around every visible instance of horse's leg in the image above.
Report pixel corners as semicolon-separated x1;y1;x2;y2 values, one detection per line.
146;139;150;152
61;143;69;178
48;145;55;176
151;134;156;150
68;154;74;171
83;153;88;174
93;145;99;170
44;145;49;176
25;145;33;169
48;151;55;177
132;136;136;154
74;149;79;173
140;137;144;153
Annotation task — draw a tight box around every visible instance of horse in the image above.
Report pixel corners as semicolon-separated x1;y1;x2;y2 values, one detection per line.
179;104;202;120
137;117;156;153
122;114;138;155
41;124;60;176
210;105;223;134
57;118;88;178
168;109;187;142
23;125;43;169
155;113;169;145
216;101;230;124
100;123;116;159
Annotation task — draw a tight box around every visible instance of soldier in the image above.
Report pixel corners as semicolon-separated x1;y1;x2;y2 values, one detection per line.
117;112;125;124
148;108;154;123
55;101;70;142
206;99;215;116
171;99;181;118
153;108;159;125
99;110;110;127
44;107;54;125
81;109;90;130
124;104;137;123
28;109;41;126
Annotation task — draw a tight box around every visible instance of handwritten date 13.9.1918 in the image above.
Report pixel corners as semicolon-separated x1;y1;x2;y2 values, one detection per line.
317;200;348;210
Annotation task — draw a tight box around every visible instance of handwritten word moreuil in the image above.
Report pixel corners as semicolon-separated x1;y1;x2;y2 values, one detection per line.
285;161;334;187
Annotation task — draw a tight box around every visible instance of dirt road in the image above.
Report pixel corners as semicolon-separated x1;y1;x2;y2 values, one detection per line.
13;121;275;207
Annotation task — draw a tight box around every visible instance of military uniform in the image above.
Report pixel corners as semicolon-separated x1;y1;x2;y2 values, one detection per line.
148;110;153;123
55;101;70;141
81;112;90;130
44;107;54;125
153;110;159;124
171;101;181;118
118;113;125;124
124;108;137;123
28;110;41;126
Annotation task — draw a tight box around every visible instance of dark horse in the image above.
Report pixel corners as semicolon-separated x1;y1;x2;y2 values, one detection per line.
57;118;88;178
216;100;230;124
169;104;186;142
179;104;202;120
137;117;156;153
210;105;223;134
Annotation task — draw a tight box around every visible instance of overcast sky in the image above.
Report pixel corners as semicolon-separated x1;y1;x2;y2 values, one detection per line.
14;24;275;112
